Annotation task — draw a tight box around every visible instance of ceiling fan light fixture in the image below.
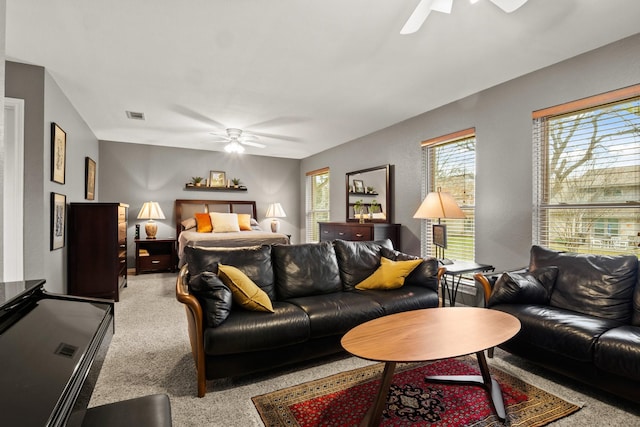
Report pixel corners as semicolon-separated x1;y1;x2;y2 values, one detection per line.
224;140;245;153
400;0;453;35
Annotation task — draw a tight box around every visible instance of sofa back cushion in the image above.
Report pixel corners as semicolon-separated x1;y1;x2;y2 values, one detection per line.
529;245;638;323
333;239;393;291
272;242;342;299
380;247;439;291
183;245;275;299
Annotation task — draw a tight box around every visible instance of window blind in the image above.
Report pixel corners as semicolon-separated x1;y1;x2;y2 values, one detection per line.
305;169;330;242
533;86;640;255
421;130;476;261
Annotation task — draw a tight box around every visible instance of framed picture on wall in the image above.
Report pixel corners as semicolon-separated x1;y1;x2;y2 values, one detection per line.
353;179;364;193
209;170;226;187
51;192;66;250
85;157;96;200
51;123;66;184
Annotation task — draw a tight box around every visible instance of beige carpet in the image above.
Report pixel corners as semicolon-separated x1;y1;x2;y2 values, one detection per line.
90;273;640;426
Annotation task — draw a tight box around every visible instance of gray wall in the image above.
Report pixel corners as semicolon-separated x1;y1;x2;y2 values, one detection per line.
6;61;99;293
300;33;640;272
98;141;300;267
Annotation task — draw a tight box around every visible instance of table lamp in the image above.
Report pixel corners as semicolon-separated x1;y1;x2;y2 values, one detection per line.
265;203;286;233
413;188;465;259
137;201;165;239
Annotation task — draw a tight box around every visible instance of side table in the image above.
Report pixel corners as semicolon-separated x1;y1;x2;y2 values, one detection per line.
440;260;494;306
135;238;177;275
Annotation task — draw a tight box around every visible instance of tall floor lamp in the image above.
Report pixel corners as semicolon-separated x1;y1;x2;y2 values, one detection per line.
413;188;465;260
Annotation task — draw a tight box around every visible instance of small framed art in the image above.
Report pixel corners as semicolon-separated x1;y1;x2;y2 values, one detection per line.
85;157;96;200
51;123;66;184
209;170;226;187
51;192;66;250
353;179;364;193
432;224;447;249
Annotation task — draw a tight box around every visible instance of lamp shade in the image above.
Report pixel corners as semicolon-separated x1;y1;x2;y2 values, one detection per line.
265;203;286;218
137;201;166;220
413;190;465;219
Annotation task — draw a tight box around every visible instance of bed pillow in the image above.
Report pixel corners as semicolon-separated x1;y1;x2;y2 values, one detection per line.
218;264;274;312
181;217;197;230
194;213;213;233
237;214;252;231
355;257;422;290
210;212;240;233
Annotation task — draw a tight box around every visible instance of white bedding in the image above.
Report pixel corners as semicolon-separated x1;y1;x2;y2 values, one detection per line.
178;229;290;266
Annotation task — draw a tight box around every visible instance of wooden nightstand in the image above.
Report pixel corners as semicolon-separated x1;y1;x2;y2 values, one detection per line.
135;238;177;275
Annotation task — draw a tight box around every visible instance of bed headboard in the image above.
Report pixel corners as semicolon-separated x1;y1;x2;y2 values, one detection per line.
174;199;258;236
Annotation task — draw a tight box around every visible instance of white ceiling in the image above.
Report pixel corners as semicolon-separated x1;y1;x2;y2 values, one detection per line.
6;0;640;159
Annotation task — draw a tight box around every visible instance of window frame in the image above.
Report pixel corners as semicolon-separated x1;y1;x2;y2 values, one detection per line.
305;167;330;243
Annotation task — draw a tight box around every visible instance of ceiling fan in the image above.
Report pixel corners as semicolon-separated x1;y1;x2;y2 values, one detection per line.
400;0;529;35
209;128;266;153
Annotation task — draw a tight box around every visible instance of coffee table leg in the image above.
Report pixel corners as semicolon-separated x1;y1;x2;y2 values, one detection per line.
425;351;507;421
361;361;396;427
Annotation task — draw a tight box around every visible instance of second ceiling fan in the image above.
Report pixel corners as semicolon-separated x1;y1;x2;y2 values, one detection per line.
401;0;529;35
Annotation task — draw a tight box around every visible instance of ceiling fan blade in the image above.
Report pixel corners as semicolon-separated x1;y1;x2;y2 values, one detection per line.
489;0;528;13
400;0;452;35
240;140;266;148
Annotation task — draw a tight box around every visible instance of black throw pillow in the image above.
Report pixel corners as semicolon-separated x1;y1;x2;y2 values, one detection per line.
487;266;559;308
188;271;233;327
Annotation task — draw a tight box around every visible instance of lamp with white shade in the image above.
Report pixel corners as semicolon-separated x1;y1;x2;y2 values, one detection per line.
413;188;465;260
137;201;166;239
265;203;286;233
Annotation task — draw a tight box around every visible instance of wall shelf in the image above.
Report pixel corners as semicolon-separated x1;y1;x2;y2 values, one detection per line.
184;186;247;192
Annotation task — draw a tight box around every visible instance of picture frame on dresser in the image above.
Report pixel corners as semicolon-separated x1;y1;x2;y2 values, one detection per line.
51;123;66;184
85;157;96;200
50;192;66;250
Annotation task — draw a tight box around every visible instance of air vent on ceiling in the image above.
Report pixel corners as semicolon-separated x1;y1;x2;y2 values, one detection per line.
126;111;146;120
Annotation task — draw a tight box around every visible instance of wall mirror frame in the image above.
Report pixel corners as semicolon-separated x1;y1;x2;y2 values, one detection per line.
346;164;392;223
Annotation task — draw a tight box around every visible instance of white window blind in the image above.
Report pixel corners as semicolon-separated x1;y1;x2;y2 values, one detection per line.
533;85;640;255
305;168;330;242
421;130;476;261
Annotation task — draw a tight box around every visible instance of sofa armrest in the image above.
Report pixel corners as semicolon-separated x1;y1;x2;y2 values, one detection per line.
175;265;207;397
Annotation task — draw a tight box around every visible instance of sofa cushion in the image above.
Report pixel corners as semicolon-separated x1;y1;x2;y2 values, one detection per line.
529;245;638;323
355;257;422;290
203;301;310;355
594;325;640;381
358;285;439;315
487;266;558;307
218;264;274;313
188;271;233;327
184;245;276;299
285;292;384;338
493;304;622;362
272;242;342;299
333;239;394;291
380;247;439;291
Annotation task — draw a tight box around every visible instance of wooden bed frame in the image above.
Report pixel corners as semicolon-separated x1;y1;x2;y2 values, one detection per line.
174;199;258;237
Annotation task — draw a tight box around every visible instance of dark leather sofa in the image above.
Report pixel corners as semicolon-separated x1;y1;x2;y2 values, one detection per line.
474;245;640;404
176;239;441;397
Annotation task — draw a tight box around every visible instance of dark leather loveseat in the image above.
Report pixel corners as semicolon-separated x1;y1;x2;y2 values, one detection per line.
176;239;440;396
474;245;640;404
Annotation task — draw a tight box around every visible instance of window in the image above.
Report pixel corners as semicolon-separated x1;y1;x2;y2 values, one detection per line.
305;168;330;242
533;85;640;255
421;129;476;261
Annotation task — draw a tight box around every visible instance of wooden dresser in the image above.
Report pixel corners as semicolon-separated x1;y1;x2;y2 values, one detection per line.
319;222;401;249
68;203;128;301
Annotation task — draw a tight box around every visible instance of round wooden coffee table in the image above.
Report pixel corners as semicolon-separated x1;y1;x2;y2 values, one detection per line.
341;307;521;427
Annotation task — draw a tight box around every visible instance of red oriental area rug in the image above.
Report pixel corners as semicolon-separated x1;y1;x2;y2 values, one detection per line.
252;357;581;427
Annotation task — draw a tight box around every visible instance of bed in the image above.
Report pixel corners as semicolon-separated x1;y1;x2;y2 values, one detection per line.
175;199;290;266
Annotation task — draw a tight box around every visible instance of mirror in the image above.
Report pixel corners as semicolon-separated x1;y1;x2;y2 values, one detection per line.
346;164;392;223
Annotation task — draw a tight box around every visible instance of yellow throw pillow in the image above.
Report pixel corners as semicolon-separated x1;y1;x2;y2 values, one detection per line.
194;212;213;233
237;213;252;231
217;264;274;312
355;257;422;290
